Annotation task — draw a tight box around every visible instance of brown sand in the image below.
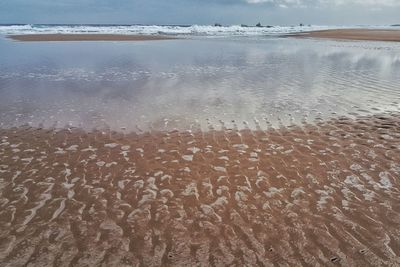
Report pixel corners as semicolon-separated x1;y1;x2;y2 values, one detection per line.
0;113;400;266
7;34;178;42
290;29;400;42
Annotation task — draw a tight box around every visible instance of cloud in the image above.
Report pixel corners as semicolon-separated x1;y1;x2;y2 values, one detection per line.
328;0;400;6
1;0;399;25
245;0;400;7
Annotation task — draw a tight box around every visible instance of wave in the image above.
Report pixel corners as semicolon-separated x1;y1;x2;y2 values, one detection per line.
0;24;397;37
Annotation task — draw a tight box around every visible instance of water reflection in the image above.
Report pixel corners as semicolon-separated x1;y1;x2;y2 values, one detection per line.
0;37;399;131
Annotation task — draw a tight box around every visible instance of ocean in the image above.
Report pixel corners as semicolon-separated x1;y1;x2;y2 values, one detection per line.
0;23;397;37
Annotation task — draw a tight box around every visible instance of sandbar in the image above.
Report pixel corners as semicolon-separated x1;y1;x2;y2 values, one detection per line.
7;34;178;42
290;28;400;42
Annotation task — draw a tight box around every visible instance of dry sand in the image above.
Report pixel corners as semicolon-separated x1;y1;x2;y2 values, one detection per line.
7;34;178;42
0;113;400;266
291;29;400;42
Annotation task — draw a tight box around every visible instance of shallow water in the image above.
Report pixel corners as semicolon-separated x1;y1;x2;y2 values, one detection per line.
0;36;400;131
1;36;400;266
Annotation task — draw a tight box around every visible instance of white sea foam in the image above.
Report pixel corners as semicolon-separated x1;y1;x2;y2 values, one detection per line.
0;24;394;37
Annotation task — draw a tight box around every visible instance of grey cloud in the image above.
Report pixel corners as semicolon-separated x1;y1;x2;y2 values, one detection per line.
0;0;399;25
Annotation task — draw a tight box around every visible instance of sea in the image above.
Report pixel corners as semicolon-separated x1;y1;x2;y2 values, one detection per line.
0;23;398;37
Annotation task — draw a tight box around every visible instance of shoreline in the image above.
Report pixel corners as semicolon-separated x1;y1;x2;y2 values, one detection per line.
289;28;400;42
6;29;400;42
7;34;179;42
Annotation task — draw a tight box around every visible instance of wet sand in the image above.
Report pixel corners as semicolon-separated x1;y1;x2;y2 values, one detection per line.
7;34;178;42
291;29;400;42
0;113;400;266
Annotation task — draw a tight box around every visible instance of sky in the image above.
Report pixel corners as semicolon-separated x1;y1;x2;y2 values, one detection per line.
0;0;399;26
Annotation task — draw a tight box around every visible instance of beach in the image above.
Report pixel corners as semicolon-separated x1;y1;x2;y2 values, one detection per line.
0;113;400;265
6;29;400;42
1;29;400;266
291;29;400;42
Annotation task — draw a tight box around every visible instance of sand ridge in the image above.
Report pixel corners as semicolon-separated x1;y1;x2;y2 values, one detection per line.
0;113;400;266
7;34;179;42
289;29;400;42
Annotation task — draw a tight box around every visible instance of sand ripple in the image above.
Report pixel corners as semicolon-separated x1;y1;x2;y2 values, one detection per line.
0;113;400;266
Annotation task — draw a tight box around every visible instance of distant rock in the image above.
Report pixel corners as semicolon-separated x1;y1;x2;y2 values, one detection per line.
392;24;400;27
241;24;249;27
256;22;262;27
214;23;222;27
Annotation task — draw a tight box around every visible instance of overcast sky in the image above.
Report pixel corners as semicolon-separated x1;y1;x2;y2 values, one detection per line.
0;0;399;26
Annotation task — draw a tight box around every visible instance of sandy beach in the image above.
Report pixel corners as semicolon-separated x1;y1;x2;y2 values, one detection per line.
7;29;400;43
290;29;400;42
7;34;178;42
0;113;399;266
1;26;400;267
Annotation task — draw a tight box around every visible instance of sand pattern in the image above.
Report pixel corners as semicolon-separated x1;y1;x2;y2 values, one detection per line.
0;113;400;266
